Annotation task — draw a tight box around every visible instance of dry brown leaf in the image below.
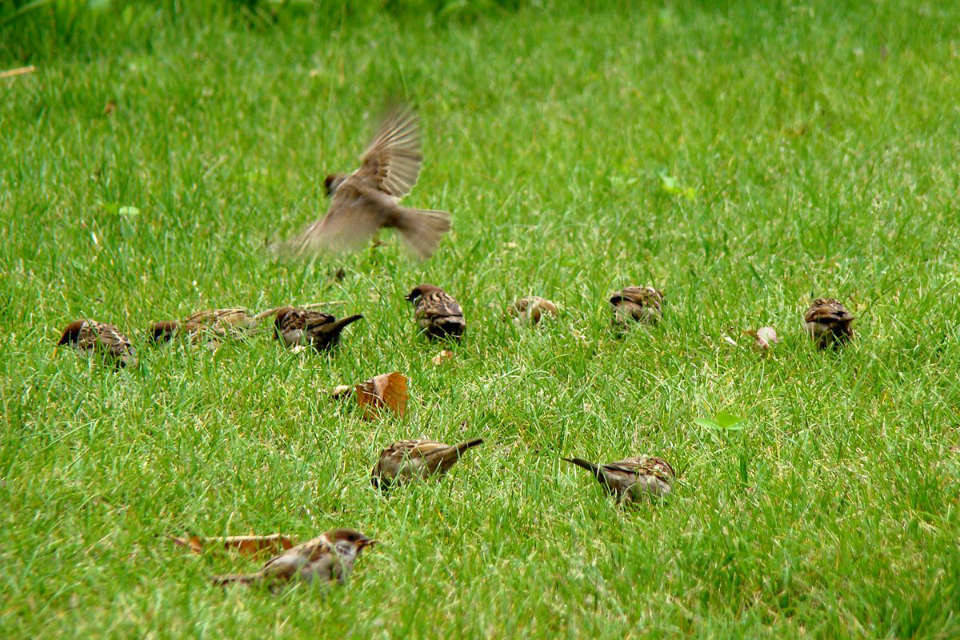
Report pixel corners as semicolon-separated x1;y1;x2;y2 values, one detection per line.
169;534;205;554
169;533;293;556
103;101;116;115
432;350;454;365
356;372;408;420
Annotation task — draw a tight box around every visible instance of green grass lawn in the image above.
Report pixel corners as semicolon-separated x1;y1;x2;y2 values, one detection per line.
2;1;960;637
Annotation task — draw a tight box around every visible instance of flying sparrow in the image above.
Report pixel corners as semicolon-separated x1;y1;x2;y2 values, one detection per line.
507;296;558;325
609;286;664;328
56;320;137;368
804;298;855;349
406;284;465;340
273;307;363;351
280;105;451;259
149;307;281;343
371;438;484;490
563;455;675;503
212;528;376;588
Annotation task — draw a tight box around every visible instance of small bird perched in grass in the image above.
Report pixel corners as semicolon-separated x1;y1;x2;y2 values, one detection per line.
507;296;558;325
56;320;137;368
563;455;675;503
406;284;465;340
212;528;376;589
609;286;664;329
149;307;282;344
804;298;855;349
273;307;363;352
371;439;484;490
279;105;451;259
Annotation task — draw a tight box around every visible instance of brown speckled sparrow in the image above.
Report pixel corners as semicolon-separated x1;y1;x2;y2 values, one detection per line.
406;284;465;340
610;286;664;328
274;307;363;352
281;106;451;259
212;528;375;588
371;438;484;490
563;455;675;503
149;307;281;343
57;320;137;368
804;298;855;349
507;296;558;325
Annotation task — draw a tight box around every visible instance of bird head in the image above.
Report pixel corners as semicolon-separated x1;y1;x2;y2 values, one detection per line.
405;283;440;303
149;321;179;343
325;528;377;560
57;320;87;345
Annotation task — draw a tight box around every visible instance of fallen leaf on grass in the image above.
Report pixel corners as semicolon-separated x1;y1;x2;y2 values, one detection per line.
432;350;454;365
169;533;294;556
744;326;779;350
694;411;747;431
356;372;408;420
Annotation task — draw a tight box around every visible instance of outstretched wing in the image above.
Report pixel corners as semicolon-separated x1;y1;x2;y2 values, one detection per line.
353;106;422;198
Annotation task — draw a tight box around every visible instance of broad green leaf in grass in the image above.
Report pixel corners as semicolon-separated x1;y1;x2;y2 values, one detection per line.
694;411;747;431
659;172;696;201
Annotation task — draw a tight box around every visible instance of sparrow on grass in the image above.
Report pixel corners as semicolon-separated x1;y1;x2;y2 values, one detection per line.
212;528;376;588
371;438;484;490
406;284;465;340
609;286;664;328
507;296;558;325
273;307;363;352
563;455;675;503
279;105;451;259
804;298;855;349
56;320;137;368
149;307;281;344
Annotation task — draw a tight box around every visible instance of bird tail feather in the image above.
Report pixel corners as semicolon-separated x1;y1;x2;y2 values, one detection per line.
394;208;451;260
563;457;602;478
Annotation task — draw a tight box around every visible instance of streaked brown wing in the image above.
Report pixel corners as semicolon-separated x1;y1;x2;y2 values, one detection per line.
409;440;450;457
76;322;99;351
602;457;653;475
354;106;422;198
97;323;131;357
303;310;336;330
418;292;462;320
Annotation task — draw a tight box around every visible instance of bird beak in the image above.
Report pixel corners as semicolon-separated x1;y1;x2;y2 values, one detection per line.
361;538;378;549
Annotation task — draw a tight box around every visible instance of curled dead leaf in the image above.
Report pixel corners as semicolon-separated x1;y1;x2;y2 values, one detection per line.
432;350;454;365
355;372;408;420
169;533;294;556
744;326;779;350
